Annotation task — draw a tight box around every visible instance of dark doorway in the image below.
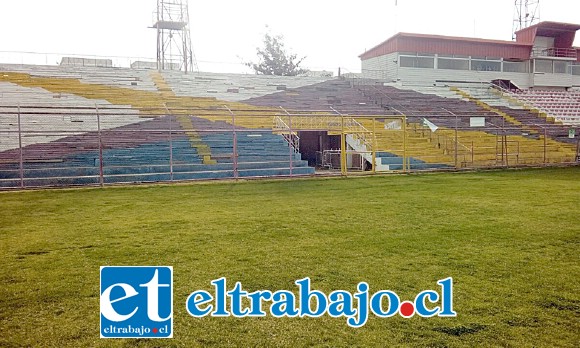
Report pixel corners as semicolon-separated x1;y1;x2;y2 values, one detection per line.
298;131;340;166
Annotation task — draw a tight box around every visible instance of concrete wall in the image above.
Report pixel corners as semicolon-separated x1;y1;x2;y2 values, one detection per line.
302;70;334;78
361;54;533;87
396;67;534;88
361;53;397;80
130;61;181;70
130;61;157;69
362;53;580;88
60;57;113;68
533;73;579;88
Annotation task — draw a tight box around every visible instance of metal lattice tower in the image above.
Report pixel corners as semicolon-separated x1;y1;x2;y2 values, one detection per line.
512;0;540;40
152;0;198;73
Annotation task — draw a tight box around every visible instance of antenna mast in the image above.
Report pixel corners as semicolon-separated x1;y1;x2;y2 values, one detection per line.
152;0;198;73
512;0;540;40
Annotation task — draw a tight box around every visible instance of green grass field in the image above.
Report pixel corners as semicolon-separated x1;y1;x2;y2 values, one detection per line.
1;168;579;347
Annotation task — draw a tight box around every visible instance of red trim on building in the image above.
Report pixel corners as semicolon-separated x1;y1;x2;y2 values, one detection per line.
359;33;531;61
360;22;580;62
515;21;580;45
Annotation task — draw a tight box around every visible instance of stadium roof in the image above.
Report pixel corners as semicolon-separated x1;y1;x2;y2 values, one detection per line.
515;21;580;37
514;21;580;48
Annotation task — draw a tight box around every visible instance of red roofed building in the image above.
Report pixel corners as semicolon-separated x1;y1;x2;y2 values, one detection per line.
359;21;580;89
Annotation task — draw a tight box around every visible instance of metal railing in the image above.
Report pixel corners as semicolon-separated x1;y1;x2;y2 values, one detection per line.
531;47;577;59
1;103;578;190
411;122;474;167
273;115;300;153
330;107;375;154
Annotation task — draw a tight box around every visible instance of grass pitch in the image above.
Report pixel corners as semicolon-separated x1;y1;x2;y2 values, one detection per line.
1;168;579;347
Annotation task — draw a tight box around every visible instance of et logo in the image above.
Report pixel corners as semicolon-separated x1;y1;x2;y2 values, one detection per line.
100;266;173;338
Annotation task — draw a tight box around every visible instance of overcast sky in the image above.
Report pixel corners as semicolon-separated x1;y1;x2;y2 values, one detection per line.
1;0;579;74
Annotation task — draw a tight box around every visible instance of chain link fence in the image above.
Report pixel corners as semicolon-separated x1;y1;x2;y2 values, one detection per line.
1;106;578;189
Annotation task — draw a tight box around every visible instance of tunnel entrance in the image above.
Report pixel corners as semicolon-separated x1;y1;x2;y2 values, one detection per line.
297;131;341;167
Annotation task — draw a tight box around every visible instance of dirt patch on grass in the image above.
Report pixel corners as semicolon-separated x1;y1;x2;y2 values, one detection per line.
433;323;487;336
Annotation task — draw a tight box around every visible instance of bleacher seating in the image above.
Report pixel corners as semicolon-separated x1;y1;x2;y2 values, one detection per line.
511;89;580;125
0;113;313;187
0;62;577;188
444;85;578;145
1;63;331;102
242;79;578;167
161;70;332;102
243;80;386;114
0;81;142;152
371;83;578;145
1;64;158;92
0;64;317;187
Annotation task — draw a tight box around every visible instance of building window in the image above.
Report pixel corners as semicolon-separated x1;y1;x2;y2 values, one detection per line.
400;56;435;69
553;61;568;74
438;58;469;70
503;61;529;73
471;60;501;72
571;64;580;76
535;59;553;73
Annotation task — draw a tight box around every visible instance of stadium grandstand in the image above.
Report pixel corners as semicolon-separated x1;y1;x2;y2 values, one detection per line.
2;2;579;347
359;21;580;125
1;20;579;188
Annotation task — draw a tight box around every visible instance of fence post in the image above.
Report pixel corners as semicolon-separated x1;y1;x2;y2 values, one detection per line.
471;141;474;166
543;127;547;165
503;134;509;168
95;104;104;187
494;130;499;166
17;104;24;189
224;106;238;179
341;115;347;175
232;108;239;179
454;115;459;169
233;111;238;179
289;113;293;177
372;117;376;174
224;105;239;180
279;106;298;177
403;115;408;172
576;138;580;163
169;109;174;181
164;104;174;181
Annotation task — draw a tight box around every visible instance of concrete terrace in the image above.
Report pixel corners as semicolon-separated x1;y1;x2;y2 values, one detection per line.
0;64;327;187
0;63;577;188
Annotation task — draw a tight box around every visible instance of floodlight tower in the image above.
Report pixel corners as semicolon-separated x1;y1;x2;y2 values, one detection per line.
512;0;540;40
152;0;198;73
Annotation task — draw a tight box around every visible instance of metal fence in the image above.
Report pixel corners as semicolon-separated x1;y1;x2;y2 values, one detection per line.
0;105;578;189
